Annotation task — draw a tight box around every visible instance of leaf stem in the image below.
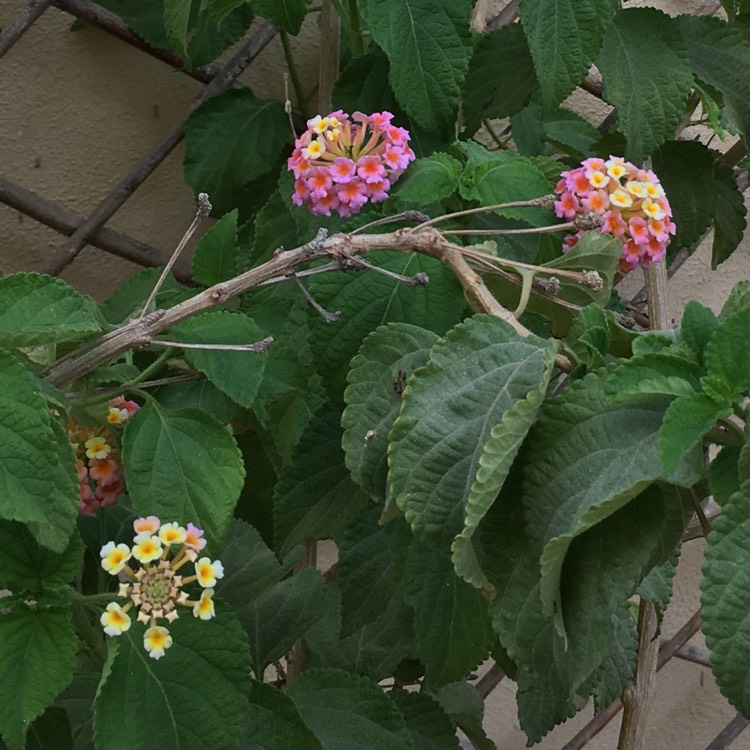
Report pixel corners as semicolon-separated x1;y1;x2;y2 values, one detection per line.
413;195;556;229
346;0;365;56
482;119;510;150
280;31;308;122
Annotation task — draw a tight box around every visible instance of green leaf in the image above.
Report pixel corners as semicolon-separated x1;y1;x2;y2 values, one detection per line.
288;669;416;750
25;707;72;750
518;0;617;109
192;209;239;286
239;681;323;750
638;556;678;620
712;164;747;268
681;301;719;362
651;140;716;251
184;89;288;215
155;379;238;424
204;0;250;23
238;567;329;674
523;373;701;623
56;672;99;750
252;0;310;34
122;401;245;542
0;273;104;347
389;523;494;686
701;482;750;717
170;310;268;408
721;279;750;318
388;315;556;546
462;25;538;135
391;154;462;207
659;393;733;474
605;353;703;404
0;351;78;552
0;606;77;750
704;307;750;398
597;9;693;161
164;0;191;59
342;323;439;502
338;507;396;636
307;251;464;398
359;0;473;131
0;523;82;593
388;690;460;750
99;268;183;325
678;15;750;141
590;609;636;711
543;108;601;159
273;411;370;555
434;682;495;750
304;584;416;681
93;608;250;750
709;445;743;506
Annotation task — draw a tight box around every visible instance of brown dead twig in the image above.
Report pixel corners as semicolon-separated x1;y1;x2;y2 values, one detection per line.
43;221;585;389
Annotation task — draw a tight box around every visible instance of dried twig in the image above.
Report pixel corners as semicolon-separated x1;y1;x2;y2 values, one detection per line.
41;22;278;276
0;0;53;59
151;338;273;353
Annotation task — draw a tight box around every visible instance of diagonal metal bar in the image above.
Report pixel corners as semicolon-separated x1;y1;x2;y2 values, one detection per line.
41;20;278;277
0;0;53;59
52;0;219;84
0;176;193;283
705;713;750;750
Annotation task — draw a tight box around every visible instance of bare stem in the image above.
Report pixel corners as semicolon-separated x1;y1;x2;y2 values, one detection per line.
139;194;211;317
414;195;556;229
151;338;273;353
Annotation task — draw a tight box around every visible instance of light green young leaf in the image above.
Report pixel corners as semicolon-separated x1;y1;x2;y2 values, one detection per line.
252;0;310;35
678;15;750;142
702;482;750;717
523;373;700;622
239;681;323;750
0;351;78;552
122;401;245;542
0;273;104;347
170;310;269;408
652;140;717;251
93;609;250;750
388;315;555;547
712;164;748;269
519;0;617;109
359;0;473;131
342;323;439;502
605;352;703;404
462;25;538;135
388;690;461;750
288;669;416;750
0;606;77;750
597;8;693;161
192;209;239;286
273;411;370;555
184;89;288;215
681;300;719;363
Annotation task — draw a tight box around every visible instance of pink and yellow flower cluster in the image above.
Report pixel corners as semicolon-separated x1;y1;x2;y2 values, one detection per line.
288;110;415;217
68;396;139;516
99;515;220;659
554;156;676;272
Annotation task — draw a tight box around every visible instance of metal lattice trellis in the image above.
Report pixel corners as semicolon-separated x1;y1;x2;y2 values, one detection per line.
1;1;749;748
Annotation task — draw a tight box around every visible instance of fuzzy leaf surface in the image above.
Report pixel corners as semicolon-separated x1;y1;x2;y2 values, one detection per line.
712;164;747;268
0;606;77;750
192;209;239;286
122;401;245;542
93;610;250;750
388;315;555;547
359;0;472;131
388;691;460;750
704;307;750;399
342;323;439;502
597;9;693;161
251;0;310;34
0;273;103;347
518;0;617;109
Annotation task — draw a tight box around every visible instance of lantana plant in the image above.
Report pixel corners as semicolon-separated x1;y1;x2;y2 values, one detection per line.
99;516;221;659
288;110;415;217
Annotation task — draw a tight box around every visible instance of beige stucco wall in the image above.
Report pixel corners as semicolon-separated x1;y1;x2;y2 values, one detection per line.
2;1;750;748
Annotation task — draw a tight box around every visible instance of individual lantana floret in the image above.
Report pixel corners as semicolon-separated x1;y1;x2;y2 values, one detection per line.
99;517;222;659
554;156;676;273
68;395;139;517
287;110;415;217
